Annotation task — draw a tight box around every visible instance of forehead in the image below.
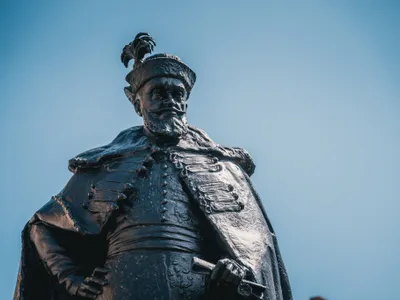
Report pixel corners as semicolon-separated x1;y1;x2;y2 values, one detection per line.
143;77;186;91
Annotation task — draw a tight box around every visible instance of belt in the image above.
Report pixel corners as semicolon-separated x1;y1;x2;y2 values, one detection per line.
107;224;204;257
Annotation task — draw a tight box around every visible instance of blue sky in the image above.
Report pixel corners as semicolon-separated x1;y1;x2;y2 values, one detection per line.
1;1;399;299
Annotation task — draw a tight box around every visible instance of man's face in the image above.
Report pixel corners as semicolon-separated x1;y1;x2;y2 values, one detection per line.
135;77;189;139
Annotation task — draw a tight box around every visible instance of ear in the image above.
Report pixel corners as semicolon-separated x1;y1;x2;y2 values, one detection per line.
134;99;142;117
124;86;135;103
125;86;142;117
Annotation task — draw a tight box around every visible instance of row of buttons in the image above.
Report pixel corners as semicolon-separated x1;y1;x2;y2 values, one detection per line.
161;163;169;222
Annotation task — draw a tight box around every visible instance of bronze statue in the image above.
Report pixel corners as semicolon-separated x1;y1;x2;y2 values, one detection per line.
14;33;292;300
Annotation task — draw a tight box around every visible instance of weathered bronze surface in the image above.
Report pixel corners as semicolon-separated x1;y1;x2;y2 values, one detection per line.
14;33;292;300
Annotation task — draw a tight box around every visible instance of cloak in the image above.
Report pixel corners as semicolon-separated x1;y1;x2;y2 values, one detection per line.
14;125;292;300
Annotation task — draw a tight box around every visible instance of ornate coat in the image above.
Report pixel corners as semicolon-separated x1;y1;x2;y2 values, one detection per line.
13;125;292;300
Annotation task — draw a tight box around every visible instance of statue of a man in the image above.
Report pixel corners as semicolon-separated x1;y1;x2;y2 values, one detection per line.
14;33;292;300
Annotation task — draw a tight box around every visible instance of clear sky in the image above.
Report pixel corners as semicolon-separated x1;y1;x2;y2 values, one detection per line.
1;1;399;299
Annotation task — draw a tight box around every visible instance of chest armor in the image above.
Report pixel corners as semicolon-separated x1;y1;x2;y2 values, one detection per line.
121;150;202;227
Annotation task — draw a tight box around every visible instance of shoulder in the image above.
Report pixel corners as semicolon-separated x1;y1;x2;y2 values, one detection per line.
33;167;106;234
187;125;256;176
32;196;79;232
220;146;256;176
68;126;146;173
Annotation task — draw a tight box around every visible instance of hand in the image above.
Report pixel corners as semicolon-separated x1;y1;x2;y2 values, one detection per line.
69;267;109;299
210;258;246;288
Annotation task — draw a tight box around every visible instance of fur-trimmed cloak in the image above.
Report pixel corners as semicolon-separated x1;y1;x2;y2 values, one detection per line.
14;125;292;300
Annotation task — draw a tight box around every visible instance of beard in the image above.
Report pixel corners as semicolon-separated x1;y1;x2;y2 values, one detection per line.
143;110;188;139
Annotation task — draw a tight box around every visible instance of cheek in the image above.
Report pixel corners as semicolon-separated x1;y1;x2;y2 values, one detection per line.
179;100;188;110
141;98;159;110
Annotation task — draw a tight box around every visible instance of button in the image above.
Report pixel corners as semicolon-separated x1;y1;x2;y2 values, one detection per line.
124;183;134;191
118;193;127;201
161;207;168;212
162;190;167;195
227;184;234;191
162;164;168;170
143;156;154;167
161;216;168;222
162;172;168;178
162;181;168;186
232;193;239;200
151;146;161;153
161;199;168;204
212;157;219;163
136;166;148;177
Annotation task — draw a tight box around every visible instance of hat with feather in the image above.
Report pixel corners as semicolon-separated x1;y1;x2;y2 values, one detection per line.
121;33;196;101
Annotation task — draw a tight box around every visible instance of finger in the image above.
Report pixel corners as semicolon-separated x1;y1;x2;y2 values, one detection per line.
210;260;225;281
218;263;233;285
220;258;231;265
238;267;246;279
78;290;98;299
229;259;241;270
78;285;99;299
222;263;233;279
93;267;110;274
93;267;110;277
229;260;245;278
226;267;240;284
81;283;102;295
88;276;108;286
233;268;244;285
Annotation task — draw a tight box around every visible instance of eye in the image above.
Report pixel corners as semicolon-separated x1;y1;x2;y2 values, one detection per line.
174;90;185;99
152;89;163;100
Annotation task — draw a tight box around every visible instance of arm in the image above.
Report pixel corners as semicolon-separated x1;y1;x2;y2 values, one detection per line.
30;222;107;299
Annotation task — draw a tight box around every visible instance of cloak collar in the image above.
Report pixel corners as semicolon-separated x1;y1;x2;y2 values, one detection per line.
68;125;255;176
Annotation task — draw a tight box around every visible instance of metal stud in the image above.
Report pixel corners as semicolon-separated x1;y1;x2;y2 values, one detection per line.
124;183;134;191
118;193;127;201
136;166;148;177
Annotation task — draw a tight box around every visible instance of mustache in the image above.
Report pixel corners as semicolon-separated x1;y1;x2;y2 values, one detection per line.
149;107;186;115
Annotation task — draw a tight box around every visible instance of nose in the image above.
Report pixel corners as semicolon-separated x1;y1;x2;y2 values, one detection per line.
164;93;178;106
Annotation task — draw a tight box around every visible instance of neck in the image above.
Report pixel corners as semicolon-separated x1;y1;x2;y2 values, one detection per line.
143;126;182;147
